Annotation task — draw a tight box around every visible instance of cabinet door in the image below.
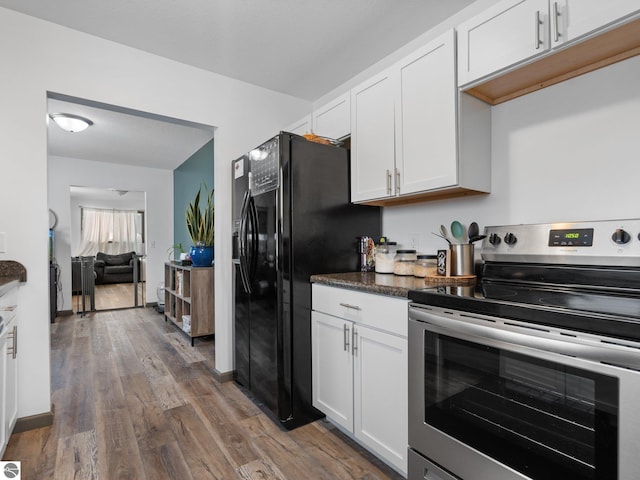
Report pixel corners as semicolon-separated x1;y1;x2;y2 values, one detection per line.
312;311;353;431
396;30;458;195
5;325;17;439
313;92;350;140
0;334;7;455
351;69;396;202
354;325;408;474
284;114;312;135
458;0;549;86
552;0;640;47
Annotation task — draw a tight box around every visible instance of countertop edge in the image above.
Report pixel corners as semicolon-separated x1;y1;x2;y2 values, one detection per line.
311;272;427;298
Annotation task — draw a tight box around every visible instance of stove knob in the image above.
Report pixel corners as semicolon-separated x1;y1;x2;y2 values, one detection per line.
612;229;631;245
504;232;518;246
489;233;501;245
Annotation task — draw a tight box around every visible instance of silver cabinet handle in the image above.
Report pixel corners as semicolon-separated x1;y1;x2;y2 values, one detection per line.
386;169;392;195
395;168;400;194
343;323;350;352
552;2;560;42
8;325;17;359
534;10;542;50
339;302;361;311
352;327;358;356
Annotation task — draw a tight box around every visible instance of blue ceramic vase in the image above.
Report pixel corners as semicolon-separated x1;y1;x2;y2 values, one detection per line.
189;244;213;267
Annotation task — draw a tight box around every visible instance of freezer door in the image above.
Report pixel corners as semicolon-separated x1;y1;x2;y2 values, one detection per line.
247;188;282;417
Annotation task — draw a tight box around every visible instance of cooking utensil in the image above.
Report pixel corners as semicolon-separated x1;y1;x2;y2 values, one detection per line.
469;234;487;244
440;225;452;244
432;232;451;245
451;221;465;243
468;222;479;239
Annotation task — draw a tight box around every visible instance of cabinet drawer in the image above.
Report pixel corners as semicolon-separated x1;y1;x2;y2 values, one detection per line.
312;284;408;337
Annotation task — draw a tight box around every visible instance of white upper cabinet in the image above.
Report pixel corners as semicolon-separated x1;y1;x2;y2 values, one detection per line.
312;92;350;140
351;29;491;205
553;1;640;46
284;114;312;135
396;29;458;195
458;0;640;86
350;69;396;203
457;0;548;86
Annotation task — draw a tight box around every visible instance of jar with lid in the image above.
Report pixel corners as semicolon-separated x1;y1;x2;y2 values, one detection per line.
375;238;397;274
414;254;437;277
393;249;417;276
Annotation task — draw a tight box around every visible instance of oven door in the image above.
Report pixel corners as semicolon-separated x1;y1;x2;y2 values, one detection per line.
408;304;640;480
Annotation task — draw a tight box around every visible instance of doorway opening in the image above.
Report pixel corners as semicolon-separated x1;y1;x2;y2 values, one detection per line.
69;186;146;313
46;92;215;319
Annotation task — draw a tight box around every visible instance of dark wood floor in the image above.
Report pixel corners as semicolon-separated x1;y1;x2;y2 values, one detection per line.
4;307;404;479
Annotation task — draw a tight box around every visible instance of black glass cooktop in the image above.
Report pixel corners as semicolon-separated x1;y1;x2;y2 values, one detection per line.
409;263;640;342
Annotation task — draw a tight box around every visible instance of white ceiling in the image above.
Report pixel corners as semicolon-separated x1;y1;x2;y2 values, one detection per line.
3;0;478;169
48;96;214;170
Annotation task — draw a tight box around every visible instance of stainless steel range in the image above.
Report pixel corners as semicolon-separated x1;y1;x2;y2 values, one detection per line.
407;219;640;480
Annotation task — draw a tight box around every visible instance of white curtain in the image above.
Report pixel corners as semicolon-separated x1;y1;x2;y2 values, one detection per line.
76;208;139;256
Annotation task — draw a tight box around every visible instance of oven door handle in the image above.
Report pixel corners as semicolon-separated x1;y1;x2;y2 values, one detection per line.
410;306;640;371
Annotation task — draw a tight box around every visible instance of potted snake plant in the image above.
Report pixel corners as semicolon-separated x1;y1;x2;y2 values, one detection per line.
186;184;214;267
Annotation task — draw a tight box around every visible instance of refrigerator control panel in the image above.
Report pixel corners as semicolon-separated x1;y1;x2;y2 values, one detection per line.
249;136;280;195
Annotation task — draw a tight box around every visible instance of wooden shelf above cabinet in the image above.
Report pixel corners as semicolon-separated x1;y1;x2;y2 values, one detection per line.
357;187;488;207
464;17;640;106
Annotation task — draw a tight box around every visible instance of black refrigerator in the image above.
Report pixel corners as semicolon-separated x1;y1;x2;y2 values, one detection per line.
232;132;380;429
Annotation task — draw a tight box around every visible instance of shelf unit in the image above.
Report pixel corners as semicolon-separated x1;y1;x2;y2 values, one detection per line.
164;262;214;345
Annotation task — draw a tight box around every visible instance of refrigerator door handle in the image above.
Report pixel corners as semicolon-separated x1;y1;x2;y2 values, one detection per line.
247;195;260;285
239;191;252;294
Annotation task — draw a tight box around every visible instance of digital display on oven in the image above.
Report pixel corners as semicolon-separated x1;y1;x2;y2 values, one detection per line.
548;228;594;247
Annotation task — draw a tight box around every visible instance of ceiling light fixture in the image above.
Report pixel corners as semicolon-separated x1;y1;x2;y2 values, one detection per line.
49;113;94;133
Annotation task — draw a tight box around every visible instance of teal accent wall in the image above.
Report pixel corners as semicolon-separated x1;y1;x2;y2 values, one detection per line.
173;139;214;258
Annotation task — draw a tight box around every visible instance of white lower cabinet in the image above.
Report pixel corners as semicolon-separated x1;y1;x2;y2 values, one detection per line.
312;312;354;431
0;284;18;458
312;284;408;475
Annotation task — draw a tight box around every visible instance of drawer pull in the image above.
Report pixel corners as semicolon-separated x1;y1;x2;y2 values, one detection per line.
339;302;361;311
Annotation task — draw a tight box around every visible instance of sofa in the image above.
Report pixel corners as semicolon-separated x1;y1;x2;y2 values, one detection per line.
94;251;140;285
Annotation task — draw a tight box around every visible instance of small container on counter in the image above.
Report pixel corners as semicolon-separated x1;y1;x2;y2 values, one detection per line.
414;254;437;277
358;236;376;272
393;249;417;276
375;238;397;274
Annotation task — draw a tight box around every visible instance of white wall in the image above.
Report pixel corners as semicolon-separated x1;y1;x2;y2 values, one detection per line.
0;7;309;419
383;56;640;253
48;157;170;311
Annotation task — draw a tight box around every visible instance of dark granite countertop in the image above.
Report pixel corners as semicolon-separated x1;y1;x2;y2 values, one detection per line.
0;261;27;294
310;272;430;298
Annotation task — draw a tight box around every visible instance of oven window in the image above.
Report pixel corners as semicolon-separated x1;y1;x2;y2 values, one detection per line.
424;333;618;480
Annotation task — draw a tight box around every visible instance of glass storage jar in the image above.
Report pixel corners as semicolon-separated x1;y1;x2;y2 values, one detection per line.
375;239;397;274
414;254;437;277
393;249;417;276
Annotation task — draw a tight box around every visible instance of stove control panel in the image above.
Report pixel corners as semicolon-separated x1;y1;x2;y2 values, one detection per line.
480;219;640;266
548;228;594;247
